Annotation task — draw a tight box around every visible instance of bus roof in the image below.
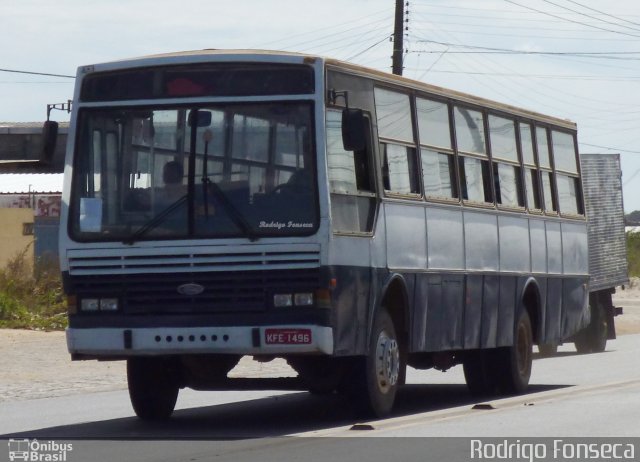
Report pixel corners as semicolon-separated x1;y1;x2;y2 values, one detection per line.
80;49;576;130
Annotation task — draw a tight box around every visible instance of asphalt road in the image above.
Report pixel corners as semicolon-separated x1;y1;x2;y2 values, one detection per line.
1;334;639;462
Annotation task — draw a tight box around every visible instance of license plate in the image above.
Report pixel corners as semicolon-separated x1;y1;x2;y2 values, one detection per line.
265;328;312;345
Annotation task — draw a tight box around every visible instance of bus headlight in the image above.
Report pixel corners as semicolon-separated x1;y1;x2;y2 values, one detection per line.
100;298;119;311
80;297;119;312
274;292;314;307
273;294;293;307
80;298;100;312
294;292;314;306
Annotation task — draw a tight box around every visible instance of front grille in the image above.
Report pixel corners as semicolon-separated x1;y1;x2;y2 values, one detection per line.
67;244;321;276
69;268;321;314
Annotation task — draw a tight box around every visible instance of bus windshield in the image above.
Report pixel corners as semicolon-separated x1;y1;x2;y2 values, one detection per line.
69;102;318;242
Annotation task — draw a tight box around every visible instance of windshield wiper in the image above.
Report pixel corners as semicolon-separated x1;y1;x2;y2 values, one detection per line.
207;181;258;242
122;195;187;245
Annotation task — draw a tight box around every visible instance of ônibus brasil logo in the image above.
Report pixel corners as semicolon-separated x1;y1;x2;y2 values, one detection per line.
8;439;73;462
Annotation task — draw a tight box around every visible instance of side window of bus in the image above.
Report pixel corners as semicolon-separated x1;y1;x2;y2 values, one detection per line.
519;123;542;211
489;115;524;208
326;110;376;233
416;98;457;200
552;130;583;216
536;127;558;214
374;88;420;196
454;107;492;203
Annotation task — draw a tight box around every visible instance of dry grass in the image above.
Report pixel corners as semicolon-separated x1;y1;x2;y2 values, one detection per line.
0;248;66;330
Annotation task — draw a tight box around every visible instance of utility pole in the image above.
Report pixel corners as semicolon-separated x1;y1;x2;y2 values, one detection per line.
392;0;404;75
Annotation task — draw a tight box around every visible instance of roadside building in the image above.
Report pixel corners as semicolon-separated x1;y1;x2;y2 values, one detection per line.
0;174;62;269
0;122;66;270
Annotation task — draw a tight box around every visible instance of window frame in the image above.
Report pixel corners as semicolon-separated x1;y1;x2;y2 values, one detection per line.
518;121;543;213
454;105;494;207
488;114;525;211
374;86;422;199
534;125;559;216
416;96;459;203
325;107;378;235
551;129;584;217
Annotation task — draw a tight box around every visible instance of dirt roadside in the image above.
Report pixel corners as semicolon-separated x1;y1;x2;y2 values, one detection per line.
1;281;638;403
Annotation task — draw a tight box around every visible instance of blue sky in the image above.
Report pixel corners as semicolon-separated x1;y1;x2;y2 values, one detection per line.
1;0;639;211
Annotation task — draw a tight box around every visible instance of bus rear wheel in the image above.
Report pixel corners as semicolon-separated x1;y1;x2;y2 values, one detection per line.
463;350;499;397
127;357;180;421
575;302;608;354
496;309;533;394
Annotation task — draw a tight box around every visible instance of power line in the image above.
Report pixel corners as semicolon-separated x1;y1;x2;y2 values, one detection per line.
503;0;640;38
406;68;640;82
581;143;640;155
561;0;640;28
539;0;640;33
346;34;393;61
413;39;640;60
0;68;75;79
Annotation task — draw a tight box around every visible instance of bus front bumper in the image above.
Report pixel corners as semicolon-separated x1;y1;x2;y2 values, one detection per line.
66;325;334;358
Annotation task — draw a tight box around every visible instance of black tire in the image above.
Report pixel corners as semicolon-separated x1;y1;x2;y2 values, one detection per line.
463;350;499;397
538;343;558;357
287;356;346;395
496;310;533;394
127;357;180;421
575;302;608;354
348;308;401;418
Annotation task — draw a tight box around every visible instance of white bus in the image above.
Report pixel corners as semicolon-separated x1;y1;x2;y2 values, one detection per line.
57;50;589;419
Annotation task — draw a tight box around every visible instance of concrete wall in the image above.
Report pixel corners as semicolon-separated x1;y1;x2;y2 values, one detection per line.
0;208;34;270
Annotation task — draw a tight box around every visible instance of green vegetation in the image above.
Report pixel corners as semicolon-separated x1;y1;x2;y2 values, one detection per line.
628;232;640;278
0;248;66;330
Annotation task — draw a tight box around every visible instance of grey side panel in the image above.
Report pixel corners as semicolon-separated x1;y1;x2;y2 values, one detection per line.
535;277;549;343
562;278;590;337
464;275;483;349
530;219;547;273
499;216;530;272
328;237;371;355
426;207;464;269
497;276;517;347
329;235;370;266
411;274;429;352
545;278;563;342
424;274;464;350
546;221;563;274
580;153;629;291
481;275;500;349
562;222;588;275
385;203;427;270
464;211;499;271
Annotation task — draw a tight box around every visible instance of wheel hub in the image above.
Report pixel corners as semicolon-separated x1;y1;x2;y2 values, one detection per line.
375;331;399;393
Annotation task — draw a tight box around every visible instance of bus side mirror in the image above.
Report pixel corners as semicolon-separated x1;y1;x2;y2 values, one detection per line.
42;120;59;163
342;108;366;151
188;110;212;127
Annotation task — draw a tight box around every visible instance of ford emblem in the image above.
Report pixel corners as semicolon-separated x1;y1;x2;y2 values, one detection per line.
177;283;204;296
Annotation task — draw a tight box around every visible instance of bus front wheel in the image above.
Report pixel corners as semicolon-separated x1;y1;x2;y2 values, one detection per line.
127;357;180;421
349;308;401;417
